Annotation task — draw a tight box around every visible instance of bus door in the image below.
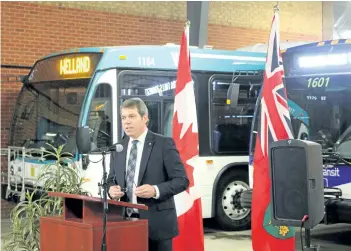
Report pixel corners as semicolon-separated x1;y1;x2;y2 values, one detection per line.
85;69;117;150
80;69;117;197
119;97;174;138
117;70;177;138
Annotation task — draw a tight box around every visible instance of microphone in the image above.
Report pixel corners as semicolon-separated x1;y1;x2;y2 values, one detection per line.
109;143;124;153
90;143;124;153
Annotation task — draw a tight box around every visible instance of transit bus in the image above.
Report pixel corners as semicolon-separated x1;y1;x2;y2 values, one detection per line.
243;39;351;225
4;44;267;230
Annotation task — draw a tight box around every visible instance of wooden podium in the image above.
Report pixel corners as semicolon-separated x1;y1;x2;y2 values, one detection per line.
40;192;148;251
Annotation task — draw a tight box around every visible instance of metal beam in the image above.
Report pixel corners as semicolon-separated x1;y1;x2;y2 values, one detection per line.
187;1;209;48
322;2;334;40
1;64;32;69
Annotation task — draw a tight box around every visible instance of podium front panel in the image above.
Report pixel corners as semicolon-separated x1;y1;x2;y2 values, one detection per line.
40;216;148;251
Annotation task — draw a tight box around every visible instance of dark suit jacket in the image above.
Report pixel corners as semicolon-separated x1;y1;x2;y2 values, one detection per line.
107;130;189;240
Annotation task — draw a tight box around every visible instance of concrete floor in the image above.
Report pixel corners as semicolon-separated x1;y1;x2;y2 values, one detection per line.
2;218;351;251
204;220;351;251
205;231;251;251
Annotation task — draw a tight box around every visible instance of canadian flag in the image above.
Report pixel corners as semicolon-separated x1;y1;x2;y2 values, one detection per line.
172;24;204;251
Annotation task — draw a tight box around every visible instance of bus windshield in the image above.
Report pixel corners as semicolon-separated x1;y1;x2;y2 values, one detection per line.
287;75;351;148
284;43;351;159
10;80;89;156
10;52;102;157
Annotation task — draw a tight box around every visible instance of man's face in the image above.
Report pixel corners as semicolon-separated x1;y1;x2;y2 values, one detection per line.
121;106;148;138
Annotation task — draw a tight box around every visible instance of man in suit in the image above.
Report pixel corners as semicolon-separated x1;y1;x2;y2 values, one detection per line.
107;97;189;251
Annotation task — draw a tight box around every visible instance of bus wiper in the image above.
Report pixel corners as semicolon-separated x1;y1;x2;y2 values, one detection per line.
323;150;351;167
335;125;351;148
20;139;58;156
21;138;51;147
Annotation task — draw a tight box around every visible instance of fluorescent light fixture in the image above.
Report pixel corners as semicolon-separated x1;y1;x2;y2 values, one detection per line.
45;133;57;137
298;53;351;68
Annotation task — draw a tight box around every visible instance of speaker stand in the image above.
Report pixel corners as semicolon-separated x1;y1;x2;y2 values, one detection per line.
303;229;320;251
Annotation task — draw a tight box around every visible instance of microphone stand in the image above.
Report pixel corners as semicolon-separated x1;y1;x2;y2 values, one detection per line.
89;144;123;251
303;228;320;251
97;149;108;251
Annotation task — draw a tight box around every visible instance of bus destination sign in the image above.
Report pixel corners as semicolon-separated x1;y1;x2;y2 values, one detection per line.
27;52;103;83
60;56;91;76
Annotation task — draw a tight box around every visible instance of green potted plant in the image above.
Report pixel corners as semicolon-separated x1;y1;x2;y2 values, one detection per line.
2;144;88;251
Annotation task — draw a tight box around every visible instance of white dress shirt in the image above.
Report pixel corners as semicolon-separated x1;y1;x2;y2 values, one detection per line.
125;129;160;209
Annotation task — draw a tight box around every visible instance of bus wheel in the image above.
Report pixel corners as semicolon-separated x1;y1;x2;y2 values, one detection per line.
215;169;251;231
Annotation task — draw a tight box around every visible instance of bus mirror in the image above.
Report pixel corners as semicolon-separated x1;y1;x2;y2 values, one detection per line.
227;83;240;108
76;126;91;154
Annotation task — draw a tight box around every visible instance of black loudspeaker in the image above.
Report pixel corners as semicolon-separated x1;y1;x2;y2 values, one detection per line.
268;139;324;229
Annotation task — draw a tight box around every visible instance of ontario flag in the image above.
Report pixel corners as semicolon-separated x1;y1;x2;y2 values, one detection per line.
251;9;296;251
172;23;204;251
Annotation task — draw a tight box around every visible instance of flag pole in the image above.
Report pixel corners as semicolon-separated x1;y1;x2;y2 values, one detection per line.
185;20;190;60
185;20;190;41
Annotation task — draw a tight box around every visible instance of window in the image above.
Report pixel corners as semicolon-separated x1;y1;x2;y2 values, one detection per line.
249;95;261;155
119;72;176;137
143;101;161;135
11;80;88;155
210;78;261;154
120;74;176;97
163;102;174;138
87;84;112;149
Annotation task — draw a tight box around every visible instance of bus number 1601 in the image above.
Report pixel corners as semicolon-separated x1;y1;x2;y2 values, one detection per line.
307;77;330;88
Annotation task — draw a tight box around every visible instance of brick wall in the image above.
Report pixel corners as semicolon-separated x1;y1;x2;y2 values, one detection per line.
36;1;323;37
1;1;323;65
1;68;28;218
1;1;322;217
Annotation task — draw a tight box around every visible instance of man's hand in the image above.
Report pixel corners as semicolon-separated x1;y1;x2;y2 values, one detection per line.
135;184;156;198
109;185;125;199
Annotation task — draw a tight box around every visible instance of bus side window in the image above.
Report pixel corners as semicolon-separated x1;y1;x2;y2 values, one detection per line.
210;79;260;154
87;84;112;149
249;99;261;155
163;102;174;137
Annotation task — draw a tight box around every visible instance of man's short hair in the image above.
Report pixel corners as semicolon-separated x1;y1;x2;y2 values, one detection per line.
121;98;148;117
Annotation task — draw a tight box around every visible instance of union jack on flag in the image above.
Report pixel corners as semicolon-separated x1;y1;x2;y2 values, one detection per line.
259;17;294;156
251;9;296;251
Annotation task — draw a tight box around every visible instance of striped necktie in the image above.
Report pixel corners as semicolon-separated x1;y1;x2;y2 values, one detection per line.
125;139;138;203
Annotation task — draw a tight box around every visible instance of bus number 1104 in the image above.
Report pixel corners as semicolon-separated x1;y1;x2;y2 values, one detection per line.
138;57;155;67
307;77;330;88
